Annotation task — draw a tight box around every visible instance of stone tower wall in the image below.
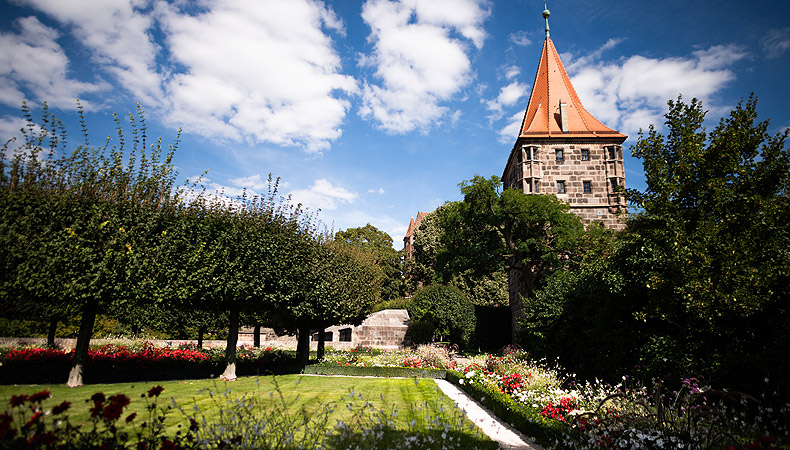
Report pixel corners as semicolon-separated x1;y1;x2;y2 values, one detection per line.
503;138;626;230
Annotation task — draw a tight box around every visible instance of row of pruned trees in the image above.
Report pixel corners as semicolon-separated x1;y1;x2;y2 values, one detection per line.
0;104;382;386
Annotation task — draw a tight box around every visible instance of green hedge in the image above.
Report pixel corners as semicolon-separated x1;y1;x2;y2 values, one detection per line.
444;371;569;447
303;364;447;379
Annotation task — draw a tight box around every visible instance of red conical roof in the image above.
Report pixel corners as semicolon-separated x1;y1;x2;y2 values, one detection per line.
519;38;625;139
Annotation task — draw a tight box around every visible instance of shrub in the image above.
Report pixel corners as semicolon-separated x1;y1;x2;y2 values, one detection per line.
407;319;435;345
409;284;476;348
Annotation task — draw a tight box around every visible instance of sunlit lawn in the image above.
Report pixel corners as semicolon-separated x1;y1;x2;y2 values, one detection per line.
0;374;497;448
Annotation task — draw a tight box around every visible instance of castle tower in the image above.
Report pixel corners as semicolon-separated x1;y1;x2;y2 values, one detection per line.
502;5;627;230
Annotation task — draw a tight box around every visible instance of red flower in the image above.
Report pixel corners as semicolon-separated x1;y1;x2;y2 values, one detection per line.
109;394;131;408
52;401;71;415
28;390;51;403
91;392;106;403
126;413;137;423
102;402;124;421
89;404;103;419
9;394;28;407
26;411;44;427
159;439;179;450
147;386;164;398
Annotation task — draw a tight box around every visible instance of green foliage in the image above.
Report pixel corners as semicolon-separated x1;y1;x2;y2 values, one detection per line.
526;95;790;396
371;296;412;313
408;203;508;306
410;284;475;348
406;320;436;345
0;102;183;386
336;223;404;300
303;363;448;378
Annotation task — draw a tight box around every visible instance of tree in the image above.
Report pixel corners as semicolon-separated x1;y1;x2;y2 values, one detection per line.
271;237;382;364
441;175;584;336
409;202;507;306
526;96;790;392
335;224;403;300
621;95;790;387
408;284;475;348
0;103;181;387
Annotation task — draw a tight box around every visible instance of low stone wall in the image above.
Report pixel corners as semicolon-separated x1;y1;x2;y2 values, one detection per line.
0;310;413;351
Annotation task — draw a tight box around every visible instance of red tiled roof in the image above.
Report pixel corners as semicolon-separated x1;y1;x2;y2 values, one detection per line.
519;38;626;139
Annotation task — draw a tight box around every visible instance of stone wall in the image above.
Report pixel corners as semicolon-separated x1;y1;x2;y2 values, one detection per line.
503;139;626;230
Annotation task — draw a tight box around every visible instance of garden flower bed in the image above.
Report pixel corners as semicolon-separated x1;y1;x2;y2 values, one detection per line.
0;342;300;384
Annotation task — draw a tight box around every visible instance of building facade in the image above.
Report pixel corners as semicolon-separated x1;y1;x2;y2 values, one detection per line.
502;7;627;230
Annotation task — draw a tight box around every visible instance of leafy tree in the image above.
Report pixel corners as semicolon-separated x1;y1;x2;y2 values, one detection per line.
409;202;508;306
526;96;790;393
621;95;790;386
271;237;382;364
335;224;403;300
408;284;475;348
0;103;181;387
440;175;584;336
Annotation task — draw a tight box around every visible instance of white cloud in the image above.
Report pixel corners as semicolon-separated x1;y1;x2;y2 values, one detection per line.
762;28;790;59
0;16;108;108
509;30;531;47
484;80;528;121
16;0;355;154
158;0;356;153
18;0;161;106
504;65;520;80
358;0;490;134
368;187;386;194
289;179;358;211
567;42;747;137
229;174;273;194
498;110;523;143
0;116;26;146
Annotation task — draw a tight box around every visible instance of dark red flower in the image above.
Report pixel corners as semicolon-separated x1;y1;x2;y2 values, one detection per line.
101;402;124;421
52;401;71;415
159;439;179;450
9;394;28;407
108;394;130;408
90;404;103;418
90;392;106;403
28;390;51;403
147;386;164;398
26;411;44;427
125;413;137;423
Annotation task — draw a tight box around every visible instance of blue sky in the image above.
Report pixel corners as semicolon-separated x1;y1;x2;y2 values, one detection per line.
1;0;789;248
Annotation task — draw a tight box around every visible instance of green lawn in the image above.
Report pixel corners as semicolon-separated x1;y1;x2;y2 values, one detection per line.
1;374;498;448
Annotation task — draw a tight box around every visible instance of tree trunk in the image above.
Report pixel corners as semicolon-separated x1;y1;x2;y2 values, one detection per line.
197;326;205;349
47;319;57;349
317;327;326;361
67;297;99;387
296;321;311;366
253;324;261;348
220;305;240;381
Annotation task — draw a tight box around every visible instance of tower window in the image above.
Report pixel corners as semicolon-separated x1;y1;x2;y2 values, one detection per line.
581;149;589;161
610;179;618;192
555;149;564;163
608;147;617;160
557;180;566;194
583;180;592;194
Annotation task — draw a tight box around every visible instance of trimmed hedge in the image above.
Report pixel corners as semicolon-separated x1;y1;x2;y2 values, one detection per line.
0;358;304;384
303;363;447;379
444;371;569;447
